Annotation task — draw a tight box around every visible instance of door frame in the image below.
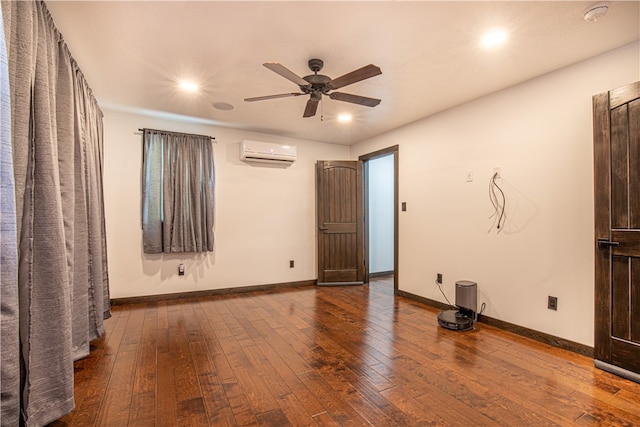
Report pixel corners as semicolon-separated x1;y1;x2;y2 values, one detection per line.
359;145;399;293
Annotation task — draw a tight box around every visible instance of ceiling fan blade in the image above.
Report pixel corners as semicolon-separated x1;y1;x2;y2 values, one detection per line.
329;92;381;107
303;98;319;118
263;62;310;87
329;64;382;90
244;93;304;102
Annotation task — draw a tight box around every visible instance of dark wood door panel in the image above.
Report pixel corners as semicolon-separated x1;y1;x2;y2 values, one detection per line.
610;81;640;109
611;100;640;229
630;100;640;228
594;80;640;380
611;256;631;341
611;339;640;374
316;160;364;285
633;257;640;343
593;91;612;362
320;234;357;268
612;230;640;257
611;104;629;229
324;270;358;282
321;161;357;222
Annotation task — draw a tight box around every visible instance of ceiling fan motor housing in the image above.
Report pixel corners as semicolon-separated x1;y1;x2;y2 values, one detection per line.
302;74;332;95
308;58;324;72
302;59;331;96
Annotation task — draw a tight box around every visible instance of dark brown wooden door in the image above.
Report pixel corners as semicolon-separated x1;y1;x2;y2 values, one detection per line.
316;160;364;285
594;81;640;379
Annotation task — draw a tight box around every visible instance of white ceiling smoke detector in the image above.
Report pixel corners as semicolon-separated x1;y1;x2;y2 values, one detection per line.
583;3;610;22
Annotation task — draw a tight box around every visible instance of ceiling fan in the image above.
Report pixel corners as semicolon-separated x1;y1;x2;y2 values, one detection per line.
244;58;382;118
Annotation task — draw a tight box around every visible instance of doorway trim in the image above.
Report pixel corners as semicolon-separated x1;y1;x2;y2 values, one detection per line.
359;145;399;293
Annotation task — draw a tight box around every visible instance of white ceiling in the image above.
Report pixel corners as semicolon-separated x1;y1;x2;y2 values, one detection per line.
45;1;640;145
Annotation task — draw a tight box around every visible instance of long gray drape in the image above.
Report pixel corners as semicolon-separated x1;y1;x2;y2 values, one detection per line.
142;129;215;253
0;4;19;426
1;1;110;425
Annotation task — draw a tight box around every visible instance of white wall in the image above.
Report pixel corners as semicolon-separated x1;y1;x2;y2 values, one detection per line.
351;42;640;347
103;109;349;298
368;154;394;273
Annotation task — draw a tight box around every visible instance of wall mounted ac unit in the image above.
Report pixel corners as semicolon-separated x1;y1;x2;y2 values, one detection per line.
240;140;297;165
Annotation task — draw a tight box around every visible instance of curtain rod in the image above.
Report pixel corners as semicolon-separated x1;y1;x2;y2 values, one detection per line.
137;128;216;142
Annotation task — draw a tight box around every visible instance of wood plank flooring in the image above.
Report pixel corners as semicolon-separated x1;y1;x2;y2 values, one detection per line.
50;277;640;426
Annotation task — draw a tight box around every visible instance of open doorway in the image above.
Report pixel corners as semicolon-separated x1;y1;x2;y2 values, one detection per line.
360;146;398;293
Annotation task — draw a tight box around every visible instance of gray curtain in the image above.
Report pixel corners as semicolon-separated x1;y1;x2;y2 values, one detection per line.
0;3;19;426
1;1;110;425
142;129;215;253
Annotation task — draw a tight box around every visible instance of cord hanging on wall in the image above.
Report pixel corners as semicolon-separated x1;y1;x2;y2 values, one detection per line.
488;171;506;232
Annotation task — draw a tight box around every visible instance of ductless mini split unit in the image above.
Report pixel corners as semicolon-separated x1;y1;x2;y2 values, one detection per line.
240;140;297;165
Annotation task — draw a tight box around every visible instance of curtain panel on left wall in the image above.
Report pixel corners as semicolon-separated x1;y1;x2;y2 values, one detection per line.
0;3;19;426
0;1;111;426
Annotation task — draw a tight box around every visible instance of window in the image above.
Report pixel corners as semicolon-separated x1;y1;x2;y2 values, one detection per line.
141;129;215;253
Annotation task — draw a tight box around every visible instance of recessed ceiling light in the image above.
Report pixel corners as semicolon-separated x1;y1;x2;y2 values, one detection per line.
481;29;508;49
213;102;235;111
337;113;352;123
178;80;199;92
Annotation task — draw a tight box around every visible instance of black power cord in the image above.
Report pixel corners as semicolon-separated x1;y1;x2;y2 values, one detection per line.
435;279;455;308
489;172;506;232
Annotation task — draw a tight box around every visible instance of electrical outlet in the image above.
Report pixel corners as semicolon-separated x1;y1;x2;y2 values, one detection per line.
548;296;558;311
289;260;294;268
178;264;185;276
436;273;443;284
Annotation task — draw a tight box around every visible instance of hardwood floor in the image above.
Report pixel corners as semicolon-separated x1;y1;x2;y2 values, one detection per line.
51;277;640;426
